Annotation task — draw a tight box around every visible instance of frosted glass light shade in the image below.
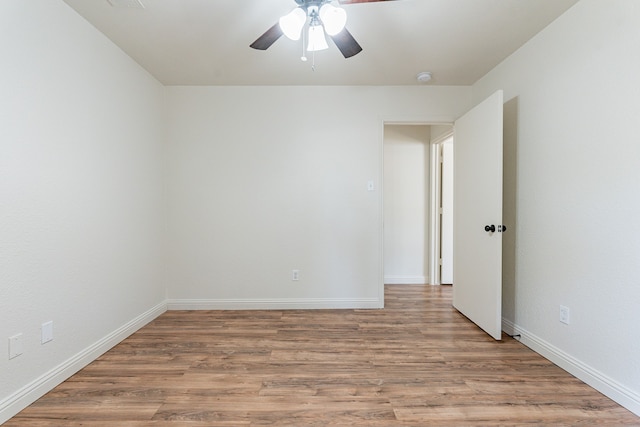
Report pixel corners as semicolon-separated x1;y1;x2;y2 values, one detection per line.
279;8;306;40
307;24;329;51
319;4;347;36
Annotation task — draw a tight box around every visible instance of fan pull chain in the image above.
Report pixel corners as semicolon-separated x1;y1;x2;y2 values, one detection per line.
299;22;316;71
301;27;308;62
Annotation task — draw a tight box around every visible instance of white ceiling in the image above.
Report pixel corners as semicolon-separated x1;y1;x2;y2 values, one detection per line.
62;0;579;86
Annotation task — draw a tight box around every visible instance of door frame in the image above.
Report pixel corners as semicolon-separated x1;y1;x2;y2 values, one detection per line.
428;130;454;286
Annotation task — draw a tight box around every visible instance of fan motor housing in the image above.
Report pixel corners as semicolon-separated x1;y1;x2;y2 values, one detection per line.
295;0;329;8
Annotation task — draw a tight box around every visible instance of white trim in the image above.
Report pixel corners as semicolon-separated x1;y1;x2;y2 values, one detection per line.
431;130;455;146
501;317;518;336
378;119;386;308
428;131;454;286
429;141;442;285
502;318;640;417
167;297;382;310
381;116;457;126
0;301;167;425
384;276;429;285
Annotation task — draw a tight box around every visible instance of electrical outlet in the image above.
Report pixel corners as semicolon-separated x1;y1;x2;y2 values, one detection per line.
292;270;300;281
41;321;53;344
9;333;23;359
559;305;570;325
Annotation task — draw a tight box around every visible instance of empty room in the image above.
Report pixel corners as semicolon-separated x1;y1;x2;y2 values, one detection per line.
1;0;639;425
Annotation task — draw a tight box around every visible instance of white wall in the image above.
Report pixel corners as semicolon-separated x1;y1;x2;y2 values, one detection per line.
166;86;471;308
383;125;430;284
0;1;166;421
473;0;640;415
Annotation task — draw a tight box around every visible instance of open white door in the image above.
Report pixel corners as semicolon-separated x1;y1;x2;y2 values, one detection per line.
453;90;503;340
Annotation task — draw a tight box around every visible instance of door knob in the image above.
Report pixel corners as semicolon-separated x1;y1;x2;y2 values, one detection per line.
484;224;495;233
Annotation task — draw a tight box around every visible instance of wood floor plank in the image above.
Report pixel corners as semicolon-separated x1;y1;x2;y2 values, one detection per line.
5;285;639;426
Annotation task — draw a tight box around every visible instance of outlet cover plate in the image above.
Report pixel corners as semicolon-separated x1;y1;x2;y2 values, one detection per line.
9;333;23;359
42;321;53;344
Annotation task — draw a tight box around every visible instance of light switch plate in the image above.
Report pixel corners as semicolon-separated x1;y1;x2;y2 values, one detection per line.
559;305;570;325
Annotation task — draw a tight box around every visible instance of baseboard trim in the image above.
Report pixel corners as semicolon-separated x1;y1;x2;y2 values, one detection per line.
167;297;383;310
0;301;167;425
384;276;428;285
502;318;640;417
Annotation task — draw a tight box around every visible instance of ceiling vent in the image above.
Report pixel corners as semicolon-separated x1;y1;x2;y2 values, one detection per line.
107;0;145;9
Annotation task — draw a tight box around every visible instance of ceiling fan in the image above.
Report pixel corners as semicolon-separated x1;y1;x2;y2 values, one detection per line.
250;0;396;59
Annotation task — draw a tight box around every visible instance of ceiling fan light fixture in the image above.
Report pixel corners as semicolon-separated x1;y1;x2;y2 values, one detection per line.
250;0;366;60
319;3;347;36
279;7;307;40
307;23;329;52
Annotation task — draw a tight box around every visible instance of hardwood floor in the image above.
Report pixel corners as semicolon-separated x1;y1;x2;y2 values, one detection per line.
7;285;639;426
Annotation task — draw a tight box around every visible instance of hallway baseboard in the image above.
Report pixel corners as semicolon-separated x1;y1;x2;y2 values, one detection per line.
384;275;428;285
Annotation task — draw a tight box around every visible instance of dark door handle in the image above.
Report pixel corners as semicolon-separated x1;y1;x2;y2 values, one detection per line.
498;225;507;232
484;224;495;233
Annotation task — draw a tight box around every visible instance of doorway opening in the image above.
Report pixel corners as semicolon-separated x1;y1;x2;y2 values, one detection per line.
382;123;453;286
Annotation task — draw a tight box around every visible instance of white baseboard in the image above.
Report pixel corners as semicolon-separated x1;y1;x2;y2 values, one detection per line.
502;318;640;417
384;276;428;285
167;297;383;310
0;301;167;425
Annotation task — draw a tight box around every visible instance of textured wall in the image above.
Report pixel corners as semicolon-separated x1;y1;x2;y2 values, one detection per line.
0;0;166;419
165;86;471;307
473;0;640;414
383;125;431;284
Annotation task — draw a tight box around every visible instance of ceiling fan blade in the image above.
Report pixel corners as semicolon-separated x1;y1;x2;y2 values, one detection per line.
338;0;397;4
250;22;283;50
330;28;363;58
